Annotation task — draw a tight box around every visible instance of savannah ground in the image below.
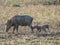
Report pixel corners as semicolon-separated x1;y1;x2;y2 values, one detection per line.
0;0;60;45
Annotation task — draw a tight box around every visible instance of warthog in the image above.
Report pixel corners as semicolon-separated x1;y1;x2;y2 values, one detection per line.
6;15;33;33
41;24;49;32
31;25;41;32
31;24;49;32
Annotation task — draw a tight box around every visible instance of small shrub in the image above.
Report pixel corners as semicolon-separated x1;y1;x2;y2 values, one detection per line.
12;4;20;7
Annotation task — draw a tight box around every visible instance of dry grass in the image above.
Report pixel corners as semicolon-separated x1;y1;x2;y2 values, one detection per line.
0;5;60;45
0;5;60;25
0;0;60;6
0;34;60;45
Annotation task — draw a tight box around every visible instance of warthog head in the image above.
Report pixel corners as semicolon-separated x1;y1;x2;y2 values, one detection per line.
5;20;12;32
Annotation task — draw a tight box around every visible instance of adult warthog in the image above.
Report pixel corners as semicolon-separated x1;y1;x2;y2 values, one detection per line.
5;15;33;33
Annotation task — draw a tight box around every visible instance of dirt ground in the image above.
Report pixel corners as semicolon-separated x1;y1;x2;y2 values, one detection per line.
0;22;60;45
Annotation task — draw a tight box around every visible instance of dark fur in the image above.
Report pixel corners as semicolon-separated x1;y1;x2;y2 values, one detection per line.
32;24;49;32
41;24;49;32
31;25;41;32
6;15;33;33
